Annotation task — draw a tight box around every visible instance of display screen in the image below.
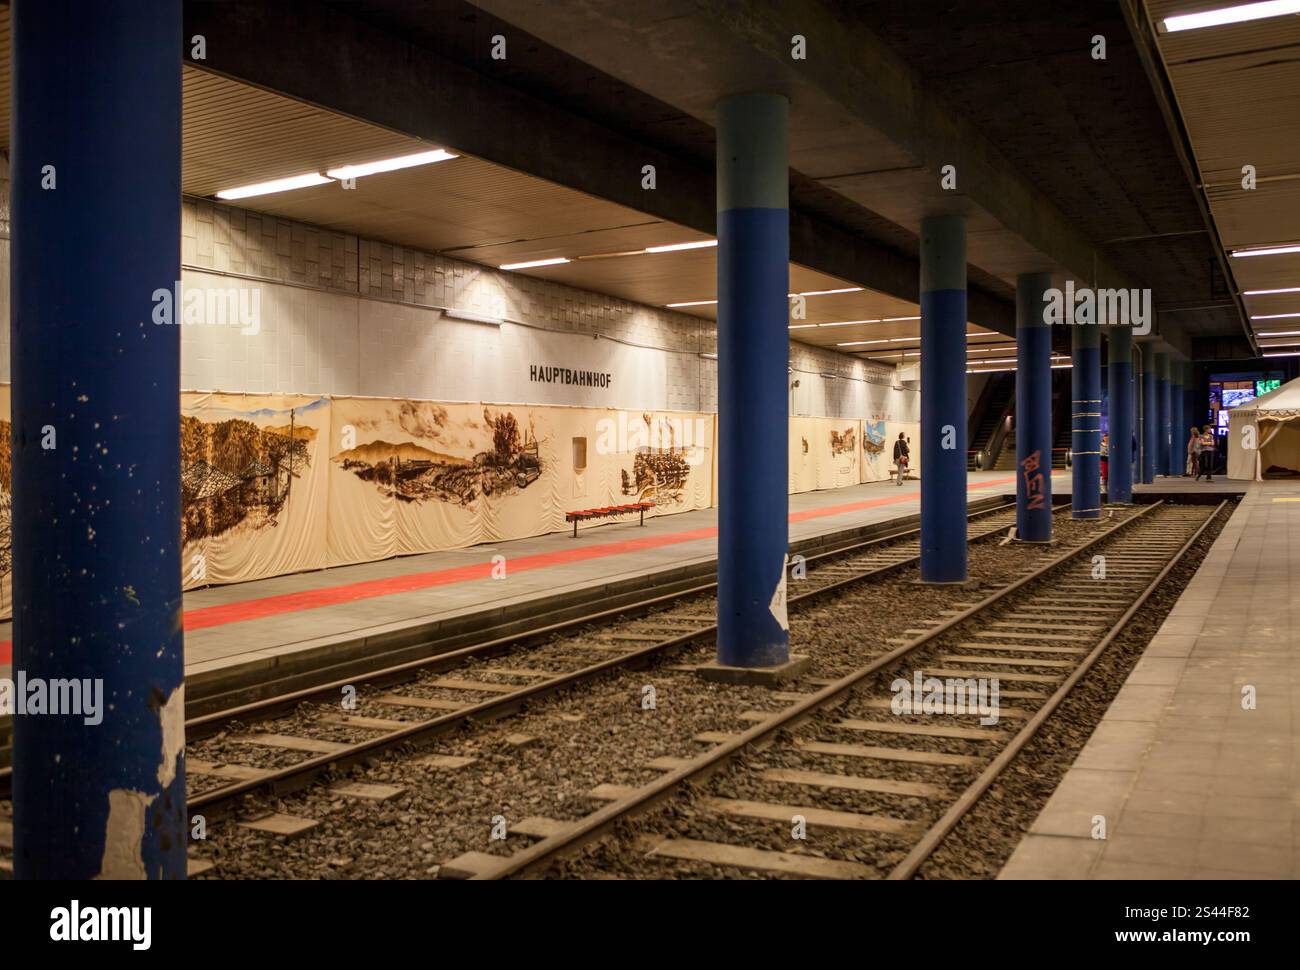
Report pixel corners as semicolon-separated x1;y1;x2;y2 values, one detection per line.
1216;409;1230;434
1222;388;1256;409
1257;379;1281;397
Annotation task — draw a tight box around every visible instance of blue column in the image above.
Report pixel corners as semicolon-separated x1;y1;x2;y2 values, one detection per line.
1140;348;1157;484
1170;361;1185;476
12;0;185;879
920;215;968;582
1156;351;1171;477
1015;273;1053;541
1071;323;1102;517
715;93;789;667
1108;326;1134;503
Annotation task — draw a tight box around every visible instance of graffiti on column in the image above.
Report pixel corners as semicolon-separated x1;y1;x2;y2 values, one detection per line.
1020;448;1046;510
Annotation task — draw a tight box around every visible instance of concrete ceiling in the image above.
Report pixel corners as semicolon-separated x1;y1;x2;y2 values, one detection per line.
1141;0;1300;359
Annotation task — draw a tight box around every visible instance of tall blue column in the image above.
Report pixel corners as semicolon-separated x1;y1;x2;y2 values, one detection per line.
1071;323;1102;517
1170;360;1185;476
12;0;185;879
1108;326;1134;503
1156;351;1171;477
1015;273;1053;541
1140;348;1157;484
920;215;968;582
715;93;789;667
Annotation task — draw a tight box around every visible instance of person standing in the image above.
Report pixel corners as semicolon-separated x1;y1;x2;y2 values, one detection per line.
893;432;910;486
1100;432;1110;489
1197;425;1215;481
1185;425;1199;477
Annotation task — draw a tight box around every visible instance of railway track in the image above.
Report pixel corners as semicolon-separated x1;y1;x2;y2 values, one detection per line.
171;499;1053;817
444;500;1224;880
0;499;1016;802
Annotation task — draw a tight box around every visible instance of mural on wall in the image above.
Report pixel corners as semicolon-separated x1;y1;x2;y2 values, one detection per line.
181;411;315;544
863;419;888;481
336;405;543;506
618;413;699;508
790;417;862;492
181;393;331;590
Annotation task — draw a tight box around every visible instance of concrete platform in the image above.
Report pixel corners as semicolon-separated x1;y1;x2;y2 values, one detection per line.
1;470;1065;706
1000;479;1300;880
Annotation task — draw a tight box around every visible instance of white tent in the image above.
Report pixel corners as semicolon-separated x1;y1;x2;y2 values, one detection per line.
1228;376;1300;480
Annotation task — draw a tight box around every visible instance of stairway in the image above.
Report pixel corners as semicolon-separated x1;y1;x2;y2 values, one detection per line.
969;374;1014;469
992;429;1018;470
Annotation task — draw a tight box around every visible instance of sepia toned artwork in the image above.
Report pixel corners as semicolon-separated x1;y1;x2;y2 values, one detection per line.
181;393;331;589
619;413;696;507
336;406;542;506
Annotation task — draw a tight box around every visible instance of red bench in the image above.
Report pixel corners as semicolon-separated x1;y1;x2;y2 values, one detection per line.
565;501;655;537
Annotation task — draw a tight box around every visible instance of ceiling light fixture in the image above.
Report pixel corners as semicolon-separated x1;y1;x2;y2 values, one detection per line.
1251;312;1300;319
215;172;332;200
836;339;889;347
819;319;882;328
666;299;718;308
499;257;570;271
1162;1;1300;33
788;324;817;330
1256;329;1300;337
1263;350;1300;357
1244;285;1300;295
882;315;922;322
1231;243;1300;258
325;148;457;181
645;240;718;254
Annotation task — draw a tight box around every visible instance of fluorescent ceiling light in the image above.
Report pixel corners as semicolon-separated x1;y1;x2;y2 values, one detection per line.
326;149;457;181
645;240;717;253
888;336;918;342
788;324;817;330
837;339;889;347
699;352;718;360
798;287;863;296
666;299;718;308
216;172;332;200
499;257;570;271
1244;286;1300;295
1231;244;1300;257
819;319;881;328
443;308;502;325
883;315;922;322
1264;351;1300;357
1162;1;1300;33
1256;329;1300;337
1251;312;1300;319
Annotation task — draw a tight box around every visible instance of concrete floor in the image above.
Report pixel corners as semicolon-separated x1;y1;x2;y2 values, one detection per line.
1000;479;1300;879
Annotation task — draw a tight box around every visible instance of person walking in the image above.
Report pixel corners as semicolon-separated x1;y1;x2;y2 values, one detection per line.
893;432;910;486
1100;433;1110;489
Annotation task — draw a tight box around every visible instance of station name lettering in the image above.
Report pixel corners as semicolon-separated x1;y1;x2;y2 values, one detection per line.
529;365;612;388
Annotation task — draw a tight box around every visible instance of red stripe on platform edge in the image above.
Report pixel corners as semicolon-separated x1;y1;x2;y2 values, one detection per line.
0;474;1029;652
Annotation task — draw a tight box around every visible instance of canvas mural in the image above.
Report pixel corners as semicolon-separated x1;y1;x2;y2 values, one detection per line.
180;392;331;590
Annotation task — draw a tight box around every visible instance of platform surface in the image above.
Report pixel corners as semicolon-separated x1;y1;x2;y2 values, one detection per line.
1;470;1078;683
1000;479;1300;880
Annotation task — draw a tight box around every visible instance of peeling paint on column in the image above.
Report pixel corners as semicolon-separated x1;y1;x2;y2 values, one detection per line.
768;555;789;632
157;683;185;787
97;789;151;880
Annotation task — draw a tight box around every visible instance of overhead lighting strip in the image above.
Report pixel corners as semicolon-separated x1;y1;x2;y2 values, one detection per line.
215;148;458;201
1162;1;1300;33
